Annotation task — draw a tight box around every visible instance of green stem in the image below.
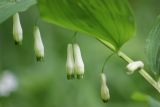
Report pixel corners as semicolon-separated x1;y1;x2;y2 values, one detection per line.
118;51;160;93
71;32;78;43
102;53;114;73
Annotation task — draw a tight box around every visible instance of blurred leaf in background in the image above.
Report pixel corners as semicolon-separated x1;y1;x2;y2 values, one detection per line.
146;16;160;78
0;0;36;23
132;92;160;107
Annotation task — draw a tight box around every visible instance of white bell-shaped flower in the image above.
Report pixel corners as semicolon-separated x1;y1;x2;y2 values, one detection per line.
100;73;110;103
13;13;23;45
126;61;144;74
73;44;84;79
66;44;75;79
34;26;44;61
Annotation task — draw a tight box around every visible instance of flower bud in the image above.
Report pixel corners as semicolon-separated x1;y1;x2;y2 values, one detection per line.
100;73;110;103
73;44;84;79
126;61;144;74
34;26;44;61
66;44;75;80
13;13;23;45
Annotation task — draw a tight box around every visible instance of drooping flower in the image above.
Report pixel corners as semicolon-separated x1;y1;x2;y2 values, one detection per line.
34;26;44;61
126;61;144;74
100;73;110;103
66;44;75;79
13;13;23;45
73;44;84;79
0;70;18;97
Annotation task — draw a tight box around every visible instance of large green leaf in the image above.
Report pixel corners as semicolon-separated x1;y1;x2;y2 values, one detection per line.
0;0;36;23
38;0;135;51
146;16;160;76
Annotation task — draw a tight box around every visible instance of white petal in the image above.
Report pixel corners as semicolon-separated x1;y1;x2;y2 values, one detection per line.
66;44;74;79
73;44;84;79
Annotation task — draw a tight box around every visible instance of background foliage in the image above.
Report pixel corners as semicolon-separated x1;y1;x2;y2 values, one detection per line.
0;0;160;107
146;16;160;77
0;0;36;23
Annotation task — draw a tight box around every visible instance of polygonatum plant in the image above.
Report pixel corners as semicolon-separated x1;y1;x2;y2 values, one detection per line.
0;0;160;104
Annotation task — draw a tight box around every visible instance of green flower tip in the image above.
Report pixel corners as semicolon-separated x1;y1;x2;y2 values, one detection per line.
77;74;84;79
67;74;75;80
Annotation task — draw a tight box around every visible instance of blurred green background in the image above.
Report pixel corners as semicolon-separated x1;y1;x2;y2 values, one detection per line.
0;0;160;107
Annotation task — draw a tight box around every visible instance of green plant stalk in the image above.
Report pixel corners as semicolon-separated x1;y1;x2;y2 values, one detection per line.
102;53;114;73
118;51;160;93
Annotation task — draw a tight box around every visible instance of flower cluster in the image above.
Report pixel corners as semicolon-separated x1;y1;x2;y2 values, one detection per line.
12;13;44;61
11;10;147;104
66;43;84;79
126;61;144;75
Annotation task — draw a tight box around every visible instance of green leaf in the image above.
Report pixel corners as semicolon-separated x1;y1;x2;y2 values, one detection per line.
0;0;36;23
38;0;135;51
146;16;160;76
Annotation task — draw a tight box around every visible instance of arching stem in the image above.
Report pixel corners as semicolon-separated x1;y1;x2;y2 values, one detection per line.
102;53;114;73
